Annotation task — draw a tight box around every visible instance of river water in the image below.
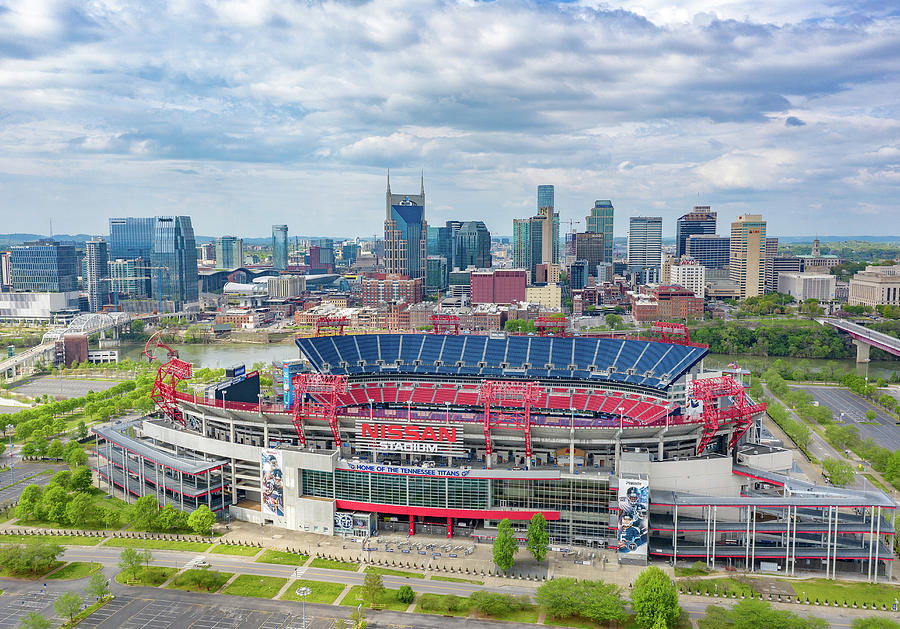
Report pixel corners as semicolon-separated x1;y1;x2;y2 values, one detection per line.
117;341;899;380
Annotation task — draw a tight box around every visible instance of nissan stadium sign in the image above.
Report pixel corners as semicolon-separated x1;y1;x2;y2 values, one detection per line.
354;420;466;456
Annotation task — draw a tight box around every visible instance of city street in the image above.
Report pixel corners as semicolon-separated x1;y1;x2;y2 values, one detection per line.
794;385;900;451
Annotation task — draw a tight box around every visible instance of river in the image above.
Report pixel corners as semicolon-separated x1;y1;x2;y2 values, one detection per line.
116;341;899;380
118;341;301;369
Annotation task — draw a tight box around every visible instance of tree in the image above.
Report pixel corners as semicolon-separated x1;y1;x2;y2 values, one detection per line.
33;436;48;458
65;492;96;528
852;619;900;629
157;504;183;531
349;605;367;629
581;580;628;625
118;547;144;582
53;591;82;622
397;584;414;604
76;420;88;440
823;457;855;487
492;518;518;572
66;447;88;469
605;314;623;329
70;466;93;492
631;566;680;629
726;598;827;629
878;395;897;411
362;571;385;607
40;484;69;524
49;469;72;490
98;505;121;530
536;578;626;624
18;611;51;629
188;504;216;536
16;484;43;521
526;513;549;563
126;495;159;531
86;571;110;600
865;409;877;422
46;439;64;460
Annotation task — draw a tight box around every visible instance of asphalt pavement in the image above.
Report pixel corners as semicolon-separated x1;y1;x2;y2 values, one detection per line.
794;385;900;451
9;376;121;400
0;461;66;506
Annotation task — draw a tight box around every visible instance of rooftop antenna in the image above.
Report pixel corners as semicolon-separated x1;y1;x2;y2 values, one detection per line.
49;218;53;238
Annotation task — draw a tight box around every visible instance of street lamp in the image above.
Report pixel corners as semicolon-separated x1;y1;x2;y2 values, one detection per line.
295;586;311;629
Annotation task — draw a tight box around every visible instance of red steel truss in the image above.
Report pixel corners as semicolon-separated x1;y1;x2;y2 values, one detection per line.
151;357;193;426
479;380;542;458
141;331;178;363
316;315;350;337
689;375;766;455
650;321;691;343
536;316;569;337
429;314;460;335
292;373;349;447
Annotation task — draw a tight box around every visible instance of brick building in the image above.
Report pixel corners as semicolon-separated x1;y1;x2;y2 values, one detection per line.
470;269;527;304
361;274;424;307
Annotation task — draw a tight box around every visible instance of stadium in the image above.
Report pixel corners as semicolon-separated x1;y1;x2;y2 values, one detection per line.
91;321;895;579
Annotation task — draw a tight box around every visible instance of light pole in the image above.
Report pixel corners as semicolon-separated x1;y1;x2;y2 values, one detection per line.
406;400;411;422
619;406;625;430
257;393;263;418
445;401;450;424
295;586;311;629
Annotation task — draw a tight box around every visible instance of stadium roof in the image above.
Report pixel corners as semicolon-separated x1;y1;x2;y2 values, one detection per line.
296;334;706;390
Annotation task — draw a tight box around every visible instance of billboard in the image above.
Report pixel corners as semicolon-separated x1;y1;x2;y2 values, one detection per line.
616;476;649;558
354;420;466;456
260;449;284;517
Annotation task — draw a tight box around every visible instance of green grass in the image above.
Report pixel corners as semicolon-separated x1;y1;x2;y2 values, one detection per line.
255;549;309;565
0;561;64;579
339;585;413;611
430;575;483;585
476;606;540;623
680;578;756;598
115;566;177;587
210;544;261;556
545;615;600;628
165;569;233;593
279;579;346;604
674;565;711;577
309;557;358;571
47;561;102;580
222;575;288;598
415;593;471;617
365;566;424;579
103;538;212;552
0;533;102;546
791;578;900;607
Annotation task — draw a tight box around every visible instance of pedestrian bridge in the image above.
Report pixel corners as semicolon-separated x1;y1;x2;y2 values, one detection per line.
41;312;132;343
820;318;900;362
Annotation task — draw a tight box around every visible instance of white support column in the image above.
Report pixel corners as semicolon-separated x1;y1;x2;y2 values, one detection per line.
745;506;751;571
791;506;798;576
874;506;881;583
751;507;757;572
868;507;876;582
180;471;185;511
705;506;711;567
673;505;678;566
710;505;717;569
122;446;128;499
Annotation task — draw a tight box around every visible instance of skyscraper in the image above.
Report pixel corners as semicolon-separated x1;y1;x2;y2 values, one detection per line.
627;217;663;271
9;240;78;292
537;185;554;212
574;232;604;275
730;214;767;298
84;238;109;312
455;221;492;269
384;172;427;279
151;216;199;308
675;207;717;258
685;235;730;268
215;236;244;269
272;225;288;270
586;200;614;263
513;215;548;283
108;217;155;261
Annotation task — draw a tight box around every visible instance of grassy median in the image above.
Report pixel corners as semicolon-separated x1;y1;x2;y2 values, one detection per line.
222;575;287;598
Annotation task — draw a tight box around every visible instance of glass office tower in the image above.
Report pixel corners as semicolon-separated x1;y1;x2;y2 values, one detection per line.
109;217;155;261
9;240;78;292
151;216;199;308
586;200;615;263
272;225;288;270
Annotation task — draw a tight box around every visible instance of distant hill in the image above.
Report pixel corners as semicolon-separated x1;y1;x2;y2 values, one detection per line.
0;233;94;246
777;236;900;243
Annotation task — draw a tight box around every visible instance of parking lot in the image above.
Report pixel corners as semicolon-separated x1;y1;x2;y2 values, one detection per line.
9;376;121;400
795;385;900;451
0;589;63;629
77;595;334;629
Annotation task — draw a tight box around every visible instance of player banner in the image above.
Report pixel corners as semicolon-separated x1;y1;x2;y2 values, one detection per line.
617;477;649;557
261;449;284;517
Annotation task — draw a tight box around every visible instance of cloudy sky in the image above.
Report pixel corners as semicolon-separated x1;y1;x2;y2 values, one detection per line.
1;0;898;239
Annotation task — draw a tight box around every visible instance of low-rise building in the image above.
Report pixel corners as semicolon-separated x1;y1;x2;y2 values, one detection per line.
361;274;423;307
777;272;836;302
629;285;704;322
470;269;527;304
267;275;306;299
215;308;275;329
849;265;900;307
526;284;562;310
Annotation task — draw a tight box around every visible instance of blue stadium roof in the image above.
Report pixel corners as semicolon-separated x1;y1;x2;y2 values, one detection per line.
295;334;707;391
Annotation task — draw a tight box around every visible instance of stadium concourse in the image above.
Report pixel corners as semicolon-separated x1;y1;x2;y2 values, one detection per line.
92;325;896;581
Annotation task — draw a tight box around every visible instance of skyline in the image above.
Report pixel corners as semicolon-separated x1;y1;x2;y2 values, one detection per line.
1;1;898;237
